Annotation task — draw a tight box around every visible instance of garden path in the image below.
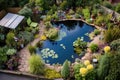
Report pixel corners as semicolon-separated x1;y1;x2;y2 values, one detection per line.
82;33;107;61
18;21;45;72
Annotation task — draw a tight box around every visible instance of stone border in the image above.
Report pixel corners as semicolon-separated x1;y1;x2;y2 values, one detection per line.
0;70;49;80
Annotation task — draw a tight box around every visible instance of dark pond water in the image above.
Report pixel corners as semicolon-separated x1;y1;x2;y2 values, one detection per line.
37;20;95;65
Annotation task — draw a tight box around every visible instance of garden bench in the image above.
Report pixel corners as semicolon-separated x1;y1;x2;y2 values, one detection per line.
27;17;38;28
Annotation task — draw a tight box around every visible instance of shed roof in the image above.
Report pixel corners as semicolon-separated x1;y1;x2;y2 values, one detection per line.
0;13;24;29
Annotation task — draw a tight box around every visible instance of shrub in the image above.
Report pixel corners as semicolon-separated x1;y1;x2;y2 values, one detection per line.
68;9;75;15
93;29;100;35
6;49;17;55
94;16;104;26
66;15;72;19
76;7;83;15
18;6;32;18
28;45;36;54
52;12;59;21
6;32;15;47
104;46;111;53
80;68;88;76
45;28;59;41
84;60;90;66
86;64;94;71
29;54;44;75
60;1;68;10
44;22;52;30
97;54;111;80
110;39;120;51
89;43;98;53
0;33;5;41
115;3;120;13
45;68;61;79
0;46;8;68
82;8;90;20
74;61;96;80
18;31;34;45
105;52;120;80
43;15;52;22
61;60;70;79
74;63;84;80
104;28;120;43
103;1;113;9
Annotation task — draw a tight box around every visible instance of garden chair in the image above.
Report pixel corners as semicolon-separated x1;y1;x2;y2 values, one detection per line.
27;17;38;28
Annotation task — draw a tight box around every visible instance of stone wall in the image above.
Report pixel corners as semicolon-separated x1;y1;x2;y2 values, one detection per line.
101;6;120;19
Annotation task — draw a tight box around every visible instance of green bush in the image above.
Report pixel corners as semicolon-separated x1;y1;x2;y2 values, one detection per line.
52;12;59;21
74;62;96;80
0;33;5;41
28;45;36;54
105;52;120;80
104;28;120;43
0;46;9;68
29;54;44;75
94;16;104;26
103;1;113;9
89;43;98;52
45;68;61;79
45;28;59;41
76;7;83;15
115;3;120;13
110;39;120;51
44;22;52;30
74;63;84;80
82;8;90;20
18;31;34;45
6;49;17;55
6;32;15;47
68;9;75;15
94;29;100;35
60;1;68;10
61;60;70;79
97;54;111;80
18;6;32;18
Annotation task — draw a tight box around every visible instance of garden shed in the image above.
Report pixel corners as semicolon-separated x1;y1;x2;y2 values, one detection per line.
0;13;24;29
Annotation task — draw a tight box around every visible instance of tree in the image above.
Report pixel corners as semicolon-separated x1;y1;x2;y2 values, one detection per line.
61;60;70;79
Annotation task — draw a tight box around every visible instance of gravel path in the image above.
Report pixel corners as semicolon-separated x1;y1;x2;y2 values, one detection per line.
18;21;45;72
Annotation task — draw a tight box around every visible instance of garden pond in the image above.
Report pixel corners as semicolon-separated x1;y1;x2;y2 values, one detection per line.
37;20;95;65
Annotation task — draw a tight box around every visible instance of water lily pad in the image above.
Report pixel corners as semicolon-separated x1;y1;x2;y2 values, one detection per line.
46;60;49;63
54;54;58;58
71;55;74;58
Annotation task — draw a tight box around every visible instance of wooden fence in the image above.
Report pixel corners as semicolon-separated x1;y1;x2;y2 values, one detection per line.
0;7;21;19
